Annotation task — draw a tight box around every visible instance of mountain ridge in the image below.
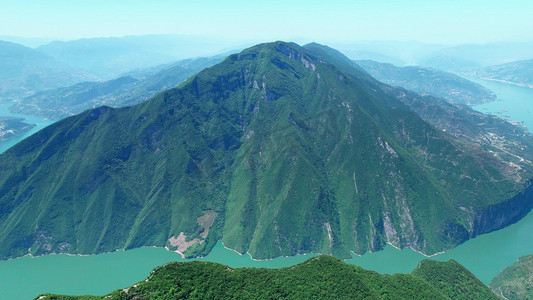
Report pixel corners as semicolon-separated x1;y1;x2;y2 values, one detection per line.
354;59;496;105
0;40;96;100
36;34;239;79
9;56;223;119
36;255;498;300
0;41;532;260
477;59;533;88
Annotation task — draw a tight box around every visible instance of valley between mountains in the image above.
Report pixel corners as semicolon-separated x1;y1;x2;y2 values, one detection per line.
0;41;532;262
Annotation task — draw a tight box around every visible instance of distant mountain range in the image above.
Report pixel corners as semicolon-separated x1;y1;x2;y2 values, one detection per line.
337;41;533;73
335;41;445;66
354;60;495;105
0;40;96;101
1;42;532;262
419;42;533;72
475;59;533;88
36;35;242;79
0;36;242;104
10;56;223;119
38;255;498;299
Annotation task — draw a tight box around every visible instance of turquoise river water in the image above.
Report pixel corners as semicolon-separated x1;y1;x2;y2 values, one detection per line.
0;79;532;299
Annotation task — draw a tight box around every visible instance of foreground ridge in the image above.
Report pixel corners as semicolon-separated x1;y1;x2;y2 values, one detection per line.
36;255;498;300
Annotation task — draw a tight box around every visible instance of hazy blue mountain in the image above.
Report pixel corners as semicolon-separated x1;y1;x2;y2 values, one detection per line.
419;42;533;72
0;40;96;100
0;42;532;261
0;35;55;48
476;59;533;88
355;60;495;105
122;53;233;79
419;54;482;73
334;41;446;66
340;50;406;66
10;56;223;119
334;41;533;74
36;35;242;79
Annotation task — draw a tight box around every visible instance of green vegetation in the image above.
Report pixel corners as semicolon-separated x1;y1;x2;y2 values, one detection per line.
36;255;498;299
490;255;533;299
355;59;495;105
412;259;497;299
1;42;532;261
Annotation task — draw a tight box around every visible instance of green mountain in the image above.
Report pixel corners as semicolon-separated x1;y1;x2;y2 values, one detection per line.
1;42;533;261
355;60;495;105
412;259;498;299
10;57;222;119
37;255;497;300
477;59;533;88
0;40;96;100
490;255;533;299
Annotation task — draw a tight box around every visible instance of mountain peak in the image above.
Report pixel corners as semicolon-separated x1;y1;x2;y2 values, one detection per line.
226;41;320;70
0;42;532;261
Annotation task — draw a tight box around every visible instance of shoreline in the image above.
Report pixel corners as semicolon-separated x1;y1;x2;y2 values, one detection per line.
478;77;533;89
0;239;457;264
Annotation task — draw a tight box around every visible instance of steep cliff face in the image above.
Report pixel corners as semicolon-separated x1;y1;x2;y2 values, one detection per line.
0;42;532;260
473;181;533;237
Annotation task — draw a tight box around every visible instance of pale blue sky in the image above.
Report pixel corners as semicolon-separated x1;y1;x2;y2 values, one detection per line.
1;0;532;44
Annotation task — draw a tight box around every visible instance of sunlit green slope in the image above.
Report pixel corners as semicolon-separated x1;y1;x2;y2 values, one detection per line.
490;255;533;299
1;42;532;260
37;255;498;300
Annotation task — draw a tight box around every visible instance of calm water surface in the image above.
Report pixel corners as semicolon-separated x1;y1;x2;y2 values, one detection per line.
1;81;532;299
470;78;533;130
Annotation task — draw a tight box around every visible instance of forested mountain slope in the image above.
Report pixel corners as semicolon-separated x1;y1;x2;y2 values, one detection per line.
0;42;532;261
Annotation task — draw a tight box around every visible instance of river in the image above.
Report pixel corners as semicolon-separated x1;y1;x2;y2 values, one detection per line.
0;80;532;299
470;78;533;130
